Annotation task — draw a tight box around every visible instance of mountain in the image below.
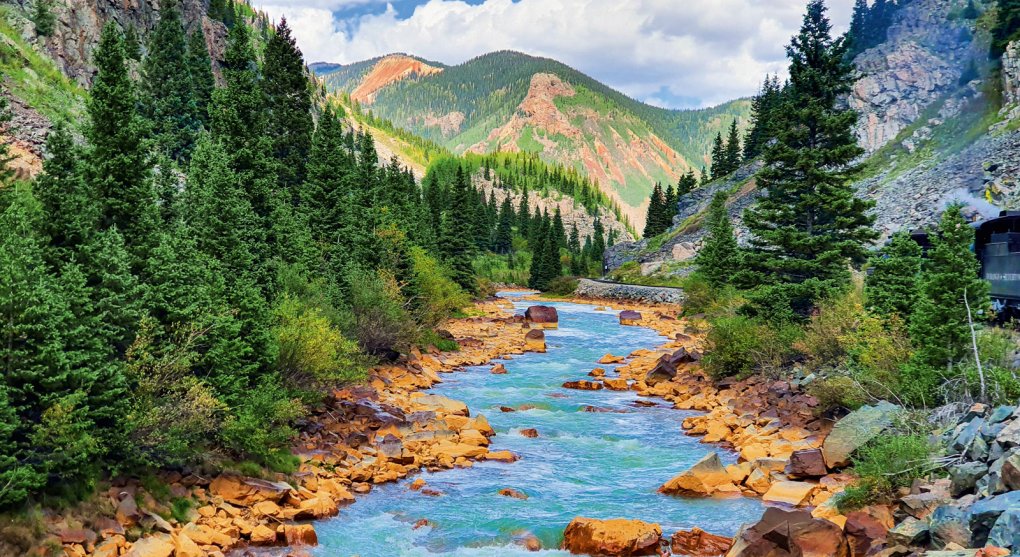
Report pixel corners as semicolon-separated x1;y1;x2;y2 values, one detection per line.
607;0;1020;276
313;51;750;230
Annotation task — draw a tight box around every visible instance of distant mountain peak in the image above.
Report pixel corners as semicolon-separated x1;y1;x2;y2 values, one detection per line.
351;54;444;105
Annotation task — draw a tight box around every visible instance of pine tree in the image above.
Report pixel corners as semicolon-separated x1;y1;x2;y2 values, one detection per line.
0;189;75;488
847;0;869;55
208;0;226;21
908;206;991;374
0;381;37;507
993;0;1020;56
723;120;742;173
30;0;56;38
677;170;698;197
35;122;98;261
263;17;313;194
494;195;514;254
592;218;606;267
552;207;567;250
963;0;980;19
865;231;923;320
439;167;477;291
187;28;215;128
744;76;783;160
710;132;725;180
123;25;142;61
86;23;158;262
697;192;740;287
742;0;876;320
518;185;531;239
644;183;665;238
142;0;201;162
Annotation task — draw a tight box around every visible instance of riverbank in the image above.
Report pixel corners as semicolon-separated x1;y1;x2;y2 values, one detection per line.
48;293;850;557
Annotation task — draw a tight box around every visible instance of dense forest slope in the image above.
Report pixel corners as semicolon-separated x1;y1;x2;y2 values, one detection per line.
609;0;1020;274
314;51;751;230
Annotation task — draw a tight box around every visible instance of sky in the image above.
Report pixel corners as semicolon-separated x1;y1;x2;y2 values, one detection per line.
254;0;854;109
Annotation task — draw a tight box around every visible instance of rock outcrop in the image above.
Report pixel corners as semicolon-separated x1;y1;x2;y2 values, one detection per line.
574;279;685;305
562;517;662;556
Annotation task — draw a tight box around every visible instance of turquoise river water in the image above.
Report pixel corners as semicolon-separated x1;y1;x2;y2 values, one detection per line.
312;292;763;556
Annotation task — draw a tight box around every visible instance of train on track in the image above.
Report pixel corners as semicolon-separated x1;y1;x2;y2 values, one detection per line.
912;210;1020;318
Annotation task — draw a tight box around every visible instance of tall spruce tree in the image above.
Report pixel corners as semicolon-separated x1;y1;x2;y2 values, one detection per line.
908;206;991;375
186;28;216;128
86;23;158;263
710;132;725;180
263;17;313;194
494;195;514;254
141;0;200;162
0;88;13;187
35;122;98;261
742;0;876;319
644;183;665;238
865;231;923;320
723;120;742;173
993;0;1020;56
439;167;477;292
697;192;740;287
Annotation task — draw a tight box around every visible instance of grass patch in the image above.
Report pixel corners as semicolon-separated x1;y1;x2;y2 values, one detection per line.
0;6;85;125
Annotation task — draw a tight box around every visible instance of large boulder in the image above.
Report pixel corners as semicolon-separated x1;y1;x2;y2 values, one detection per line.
525;306;559;329
671;528;733;556
619;310;642;326
843;510;890;556
785;449;827;479
645;357;678;386
562;517;662;556
725;508;850;557
822;401;900;469
659;452;739;497
414;394;470;417
967;491;1020;547
525;329;546;353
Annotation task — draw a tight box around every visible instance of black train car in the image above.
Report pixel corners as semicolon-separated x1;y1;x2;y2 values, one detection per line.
974;211;1020;316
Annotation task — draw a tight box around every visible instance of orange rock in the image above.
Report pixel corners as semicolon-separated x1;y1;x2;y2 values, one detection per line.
409;478;426;491
603;378;630;391
561;517;661;556
598;354;625;364
208;475;292;506
520;428;539;438
498;488;529;499
282;524;318;546
491;364;508;374
172;532;203;557
485;450;520;463
250;524;278;545
659;452;737;497
762;481;819;507
525;329;547;352
123;534;174;557
459;429;490;446
563;380;603;390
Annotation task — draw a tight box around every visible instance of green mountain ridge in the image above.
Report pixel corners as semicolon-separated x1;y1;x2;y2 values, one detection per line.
313;50;750;231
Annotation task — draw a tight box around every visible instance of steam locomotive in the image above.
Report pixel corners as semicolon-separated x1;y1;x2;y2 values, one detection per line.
911;211;1020;317
974;211;1020;317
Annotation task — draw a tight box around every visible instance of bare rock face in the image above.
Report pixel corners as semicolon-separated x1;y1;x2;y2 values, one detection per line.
562;517;662;556
850;0;986;154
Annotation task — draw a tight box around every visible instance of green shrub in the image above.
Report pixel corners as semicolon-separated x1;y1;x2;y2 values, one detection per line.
808;375;867;412
273;294;365;389
680;273;742;318
408;246;470;327
836;433;939;512
544;276;579;296
170;498;192;524
346;269;417;355
419;330;459;352
219;377;304;465
702;315;801;379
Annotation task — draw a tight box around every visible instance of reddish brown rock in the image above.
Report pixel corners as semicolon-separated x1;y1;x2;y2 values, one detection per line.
562;517;662;556
491;364;508;374
619;310;642;326
726;508;850;557
498;488;529;500
670;528;732;556
525;306;559;328
844;510;889;556
785;449;828;479
520;428;539;438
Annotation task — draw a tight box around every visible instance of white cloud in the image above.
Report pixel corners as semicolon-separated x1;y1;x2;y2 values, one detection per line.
257;0;855;108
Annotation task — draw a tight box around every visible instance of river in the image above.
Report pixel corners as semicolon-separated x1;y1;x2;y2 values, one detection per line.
312;292;763;556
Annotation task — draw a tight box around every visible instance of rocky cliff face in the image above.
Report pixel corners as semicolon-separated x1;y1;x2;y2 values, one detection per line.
850;0;985;154
31;0;225;87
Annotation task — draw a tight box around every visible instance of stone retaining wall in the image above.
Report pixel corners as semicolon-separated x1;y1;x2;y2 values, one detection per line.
574;279;685;305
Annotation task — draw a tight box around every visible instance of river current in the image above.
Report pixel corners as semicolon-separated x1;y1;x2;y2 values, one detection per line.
313;292;763;556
